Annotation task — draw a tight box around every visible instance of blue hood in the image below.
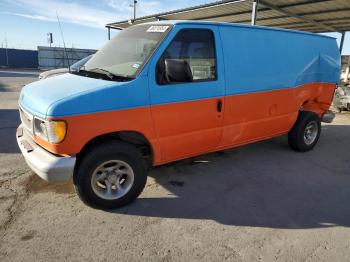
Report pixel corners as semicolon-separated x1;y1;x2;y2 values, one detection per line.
19;73;149;118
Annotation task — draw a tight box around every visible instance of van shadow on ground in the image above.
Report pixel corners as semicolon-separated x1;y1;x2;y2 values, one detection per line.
0;109;20;153
113;124;350;229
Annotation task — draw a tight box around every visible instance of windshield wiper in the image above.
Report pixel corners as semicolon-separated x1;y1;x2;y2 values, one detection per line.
89;68;134;81
89;68;115;80
72;68;133;81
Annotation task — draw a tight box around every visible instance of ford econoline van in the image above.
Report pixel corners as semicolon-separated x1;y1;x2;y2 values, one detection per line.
17;21;340;209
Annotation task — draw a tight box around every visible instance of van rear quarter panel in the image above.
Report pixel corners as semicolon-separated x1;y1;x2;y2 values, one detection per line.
218;25;340;146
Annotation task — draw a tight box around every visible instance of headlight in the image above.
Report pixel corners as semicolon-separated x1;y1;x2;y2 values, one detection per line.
34;118;67;144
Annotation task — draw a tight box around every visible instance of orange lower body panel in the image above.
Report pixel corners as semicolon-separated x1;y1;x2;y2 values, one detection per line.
35;82;336;166
220;82;335;148
37;107;160;161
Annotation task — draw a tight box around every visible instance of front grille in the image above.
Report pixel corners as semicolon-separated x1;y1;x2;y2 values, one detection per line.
19;107;33;135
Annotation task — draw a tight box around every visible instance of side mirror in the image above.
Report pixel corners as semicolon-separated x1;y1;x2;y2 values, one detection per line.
164;59;193;83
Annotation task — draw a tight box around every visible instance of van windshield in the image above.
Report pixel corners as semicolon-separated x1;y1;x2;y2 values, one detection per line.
82;24;171;80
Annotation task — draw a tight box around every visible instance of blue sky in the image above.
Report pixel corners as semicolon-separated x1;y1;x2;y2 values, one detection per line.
0;0;349;54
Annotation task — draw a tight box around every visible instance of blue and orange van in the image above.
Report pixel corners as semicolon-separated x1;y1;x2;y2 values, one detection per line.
17;21;340;209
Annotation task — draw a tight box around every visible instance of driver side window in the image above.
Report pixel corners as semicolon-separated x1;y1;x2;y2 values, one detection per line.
157;29;216;85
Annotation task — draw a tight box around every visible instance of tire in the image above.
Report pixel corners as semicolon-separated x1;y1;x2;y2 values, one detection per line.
74;141;147;210
288;111;321;152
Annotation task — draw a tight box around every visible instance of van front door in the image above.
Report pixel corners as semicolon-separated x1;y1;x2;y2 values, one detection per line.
148;26;225;163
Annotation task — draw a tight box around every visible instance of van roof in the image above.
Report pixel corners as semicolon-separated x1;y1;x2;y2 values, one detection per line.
141;20;335;40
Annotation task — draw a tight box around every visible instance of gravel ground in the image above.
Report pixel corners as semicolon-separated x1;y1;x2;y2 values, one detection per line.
1;72;350;262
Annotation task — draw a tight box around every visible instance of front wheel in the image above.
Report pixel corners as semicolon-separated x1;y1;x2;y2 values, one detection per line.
74;141;147;210
288;111;321;152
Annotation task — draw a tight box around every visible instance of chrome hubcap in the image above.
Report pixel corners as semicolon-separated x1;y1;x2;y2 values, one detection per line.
304;121;318;145
91;160;134;200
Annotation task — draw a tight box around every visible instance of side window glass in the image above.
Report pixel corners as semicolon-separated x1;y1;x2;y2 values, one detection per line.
157;29;216;84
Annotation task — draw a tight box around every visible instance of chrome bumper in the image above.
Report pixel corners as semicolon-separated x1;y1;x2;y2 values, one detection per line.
322;110;335;123
16;125;76;182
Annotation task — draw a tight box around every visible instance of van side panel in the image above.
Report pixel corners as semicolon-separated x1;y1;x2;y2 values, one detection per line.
220;83;335;147
219;25;340;147
219;25;340;95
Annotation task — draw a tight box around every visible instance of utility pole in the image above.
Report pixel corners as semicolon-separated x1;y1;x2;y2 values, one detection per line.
339;32;346;54
251;0;259;25
47;33;53;47
130;0;137;20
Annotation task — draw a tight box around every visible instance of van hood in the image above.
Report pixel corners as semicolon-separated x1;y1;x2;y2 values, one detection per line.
19;73;123;118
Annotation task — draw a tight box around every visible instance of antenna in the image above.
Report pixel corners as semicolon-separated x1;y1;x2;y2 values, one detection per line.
56;11;71;72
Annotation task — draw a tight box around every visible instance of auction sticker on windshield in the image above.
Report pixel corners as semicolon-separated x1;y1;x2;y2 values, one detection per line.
147;26;169;33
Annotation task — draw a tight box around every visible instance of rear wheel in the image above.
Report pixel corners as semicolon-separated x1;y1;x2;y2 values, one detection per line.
288;111;321;152
74;141;147;210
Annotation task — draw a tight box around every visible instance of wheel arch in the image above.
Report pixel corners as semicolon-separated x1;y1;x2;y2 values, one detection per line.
74;130;155;177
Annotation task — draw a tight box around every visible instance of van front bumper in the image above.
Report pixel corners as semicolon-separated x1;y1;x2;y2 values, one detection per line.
16;125;76;182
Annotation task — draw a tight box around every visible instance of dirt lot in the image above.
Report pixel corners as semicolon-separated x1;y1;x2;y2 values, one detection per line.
1;71;350;262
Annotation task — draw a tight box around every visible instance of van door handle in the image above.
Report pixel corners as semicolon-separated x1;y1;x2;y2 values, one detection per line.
217;99;222;112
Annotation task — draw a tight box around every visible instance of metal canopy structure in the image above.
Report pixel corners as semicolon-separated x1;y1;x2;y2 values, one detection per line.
106;0;350;52
106;0;350;32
